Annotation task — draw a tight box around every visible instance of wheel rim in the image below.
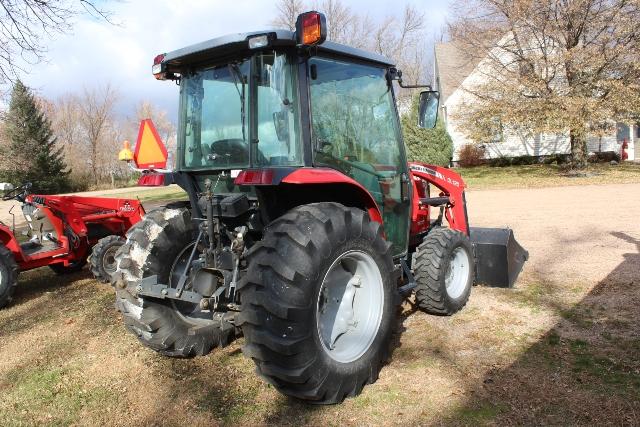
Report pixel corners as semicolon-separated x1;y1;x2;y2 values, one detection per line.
102;245;119;275
445;246;471;299
316;250;384;363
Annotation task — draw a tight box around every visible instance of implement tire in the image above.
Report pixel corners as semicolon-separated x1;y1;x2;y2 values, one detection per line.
0;244;18;309
113;207;234;358
90;235;124;283
412;227;473;316
238;202;397;404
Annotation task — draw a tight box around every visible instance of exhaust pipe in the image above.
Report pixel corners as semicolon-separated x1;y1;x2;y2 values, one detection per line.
470;227;529;288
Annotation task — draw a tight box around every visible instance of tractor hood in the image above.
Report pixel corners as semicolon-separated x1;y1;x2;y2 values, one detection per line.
158;30;394;73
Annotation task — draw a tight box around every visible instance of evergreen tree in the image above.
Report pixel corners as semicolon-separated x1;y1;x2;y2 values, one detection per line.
401;93;453;167
1;80;71;194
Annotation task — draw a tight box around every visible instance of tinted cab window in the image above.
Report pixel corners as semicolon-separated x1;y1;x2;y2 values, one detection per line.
309;57;410;255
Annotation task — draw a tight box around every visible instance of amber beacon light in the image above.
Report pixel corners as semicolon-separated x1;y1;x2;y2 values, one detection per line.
295;11;327;47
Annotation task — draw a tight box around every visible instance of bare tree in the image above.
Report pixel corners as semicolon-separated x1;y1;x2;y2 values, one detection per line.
448;0;640;168
270;1;431;106
77;84;118;186
270;0;305;30
370;5;428;104
0;0;113;85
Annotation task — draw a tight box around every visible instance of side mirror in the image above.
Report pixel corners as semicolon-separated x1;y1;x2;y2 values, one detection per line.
418;91;439;129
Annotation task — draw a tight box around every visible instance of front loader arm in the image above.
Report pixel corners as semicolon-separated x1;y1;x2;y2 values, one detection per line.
408;162;470;236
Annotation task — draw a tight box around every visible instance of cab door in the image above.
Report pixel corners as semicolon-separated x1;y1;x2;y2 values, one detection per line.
307;56;411;257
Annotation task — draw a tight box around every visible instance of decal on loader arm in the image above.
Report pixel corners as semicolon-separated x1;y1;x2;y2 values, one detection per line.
409;162;469;236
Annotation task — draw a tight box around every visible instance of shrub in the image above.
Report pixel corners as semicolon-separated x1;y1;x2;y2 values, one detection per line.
489;157;512;167
510;154;536;165
67;173;92;192
401;93;454;166
541;154;568;164
588;151;620;163
457;144;486;167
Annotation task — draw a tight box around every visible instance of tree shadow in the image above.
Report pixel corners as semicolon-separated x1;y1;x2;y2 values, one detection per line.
437;231;640;425
11;267;92;305
0;268;97;337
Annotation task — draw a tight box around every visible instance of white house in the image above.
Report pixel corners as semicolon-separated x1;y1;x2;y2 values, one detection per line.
434;41;637;162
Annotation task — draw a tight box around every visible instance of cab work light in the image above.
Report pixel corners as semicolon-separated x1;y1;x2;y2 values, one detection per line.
295;11;327;47
152;53;170;80
248;34;270;49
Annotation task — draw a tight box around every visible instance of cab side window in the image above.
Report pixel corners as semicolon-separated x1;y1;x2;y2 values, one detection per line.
308;57;403;177
308;56;409;255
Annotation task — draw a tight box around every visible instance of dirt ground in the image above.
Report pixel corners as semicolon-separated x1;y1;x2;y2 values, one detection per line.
0;182;638;426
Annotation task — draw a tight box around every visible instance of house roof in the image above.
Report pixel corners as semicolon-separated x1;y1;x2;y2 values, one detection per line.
434;41;478;104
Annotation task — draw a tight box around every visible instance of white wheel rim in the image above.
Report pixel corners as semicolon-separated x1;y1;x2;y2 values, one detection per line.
445;246;471;299
316;250;384;363
102;246;119;274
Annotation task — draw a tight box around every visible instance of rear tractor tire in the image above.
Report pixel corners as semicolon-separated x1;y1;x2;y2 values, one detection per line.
0;243;18;309
113;207;235;358
238;203;397;404
412;227;474;315
90;235;125;283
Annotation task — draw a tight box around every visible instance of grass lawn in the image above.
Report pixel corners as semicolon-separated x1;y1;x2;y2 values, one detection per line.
458;162;640;190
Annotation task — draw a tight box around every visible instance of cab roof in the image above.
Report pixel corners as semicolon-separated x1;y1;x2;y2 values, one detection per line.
162;30;395;71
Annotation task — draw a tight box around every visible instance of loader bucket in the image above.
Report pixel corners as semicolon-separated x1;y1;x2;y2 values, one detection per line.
470;227;529;288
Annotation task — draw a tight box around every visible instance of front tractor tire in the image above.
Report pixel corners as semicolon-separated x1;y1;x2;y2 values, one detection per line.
0;243;18;309
238;203;397;404
412;227;474;316
90;235;125;283
113;207;234;358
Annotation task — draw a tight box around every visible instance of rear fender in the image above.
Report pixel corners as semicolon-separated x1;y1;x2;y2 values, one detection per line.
234;167;383;226
280;168;383;223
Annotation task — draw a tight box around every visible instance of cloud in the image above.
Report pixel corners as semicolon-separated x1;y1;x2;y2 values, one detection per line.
22;0;275;119
20;0;450;121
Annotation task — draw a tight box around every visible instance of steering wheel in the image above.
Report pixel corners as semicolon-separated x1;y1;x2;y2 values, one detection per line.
2;182;32;201
204;139;268;165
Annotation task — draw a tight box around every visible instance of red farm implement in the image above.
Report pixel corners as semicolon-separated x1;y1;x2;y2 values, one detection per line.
0;182;144;308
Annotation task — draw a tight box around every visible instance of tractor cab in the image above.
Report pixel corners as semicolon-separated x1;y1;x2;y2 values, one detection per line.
147;13;439;256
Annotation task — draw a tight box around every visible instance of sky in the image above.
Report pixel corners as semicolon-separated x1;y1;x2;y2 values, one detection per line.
20;0;451;122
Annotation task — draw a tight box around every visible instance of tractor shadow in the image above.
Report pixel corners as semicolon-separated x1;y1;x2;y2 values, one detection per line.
435;231;640;425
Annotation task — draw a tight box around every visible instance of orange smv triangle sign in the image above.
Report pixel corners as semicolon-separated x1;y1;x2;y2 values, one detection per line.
134;119;168;169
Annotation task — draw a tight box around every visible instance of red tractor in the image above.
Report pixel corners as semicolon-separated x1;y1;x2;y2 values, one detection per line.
113;11;528;404
0;182;144;308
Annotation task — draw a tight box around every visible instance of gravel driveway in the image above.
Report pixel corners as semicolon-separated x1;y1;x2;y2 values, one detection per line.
467;182;639;285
